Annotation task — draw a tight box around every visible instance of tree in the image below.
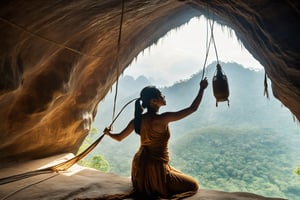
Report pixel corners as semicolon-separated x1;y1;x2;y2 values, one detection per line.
78;127;110;172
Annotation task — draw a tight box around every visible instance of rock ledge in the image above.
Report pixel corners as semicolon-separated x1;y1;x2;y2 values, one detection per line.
0;154;286;200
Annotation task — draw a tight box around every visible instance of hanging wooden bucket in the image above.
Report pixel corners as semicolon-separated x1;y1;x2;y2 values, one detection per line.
212;64;229;107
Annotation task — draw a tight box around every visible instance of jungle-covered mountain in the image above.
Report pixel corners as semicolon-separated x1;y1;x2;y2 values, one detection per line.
82;62;300;199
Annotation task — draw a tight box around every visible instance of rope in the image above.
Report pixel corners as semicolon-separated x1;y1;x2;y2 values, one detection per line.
109;98;138;128
201;19;215;81
0;17;104;59
205;1;209;50
201;1;220;80
111;0;125;130
0;173;59;200
209;15;220;64
0;134;104;185
201;1;218;80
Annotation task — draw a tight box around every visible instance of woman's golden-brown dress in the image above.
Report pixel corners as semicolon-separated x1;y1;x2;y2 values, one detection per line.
131;114;199;199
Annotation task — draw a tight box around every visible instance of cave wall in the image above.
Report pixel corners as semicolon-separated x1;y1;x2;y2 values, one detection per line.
0;0;299;162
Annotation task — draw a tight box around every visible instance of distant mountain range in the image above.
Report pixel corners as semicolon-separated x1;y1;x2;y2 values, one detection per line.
87;62;299;199
96;61;296;135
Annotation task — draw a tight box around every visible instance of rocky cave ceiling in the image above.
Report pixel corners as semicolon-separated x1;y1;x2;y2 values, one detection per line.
0;0;299;162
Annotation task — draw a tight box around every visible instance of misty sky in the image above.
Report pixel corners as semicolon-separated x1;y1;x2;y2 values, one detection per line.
124;16;263;86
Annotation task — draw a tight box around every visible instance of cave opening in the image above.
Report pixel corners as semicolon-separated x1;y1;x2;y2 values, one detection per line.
1;1;299;199
80;17;300;200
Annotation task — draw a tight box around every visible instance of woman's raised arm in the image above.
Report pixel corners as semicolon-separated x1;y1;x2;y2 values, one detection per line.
160;78;208;124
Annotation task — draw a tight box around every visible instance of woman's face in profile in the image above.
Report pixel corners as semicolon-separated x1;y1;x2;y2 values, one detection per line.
158;93;166;106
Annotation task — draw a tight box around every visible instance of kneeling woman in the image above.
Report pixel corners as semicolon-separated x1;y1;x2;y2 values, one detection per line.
104;78;208;199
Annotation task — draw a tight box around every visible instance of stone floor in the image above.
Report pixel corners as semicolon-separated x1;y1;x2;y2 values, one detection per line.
0;153;286;200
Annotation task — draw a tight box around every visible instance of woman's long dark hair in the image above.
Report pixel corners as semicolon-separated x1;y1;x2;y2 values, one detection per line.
134;86;161;134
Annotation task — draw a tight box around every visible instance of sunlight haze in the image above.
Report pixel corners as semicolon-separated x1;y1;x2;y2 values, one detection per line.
124;17;264;86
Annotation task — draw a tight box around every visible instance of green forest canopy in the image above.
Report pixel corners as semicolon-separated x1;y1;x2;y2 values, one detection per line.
79;62;300;200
